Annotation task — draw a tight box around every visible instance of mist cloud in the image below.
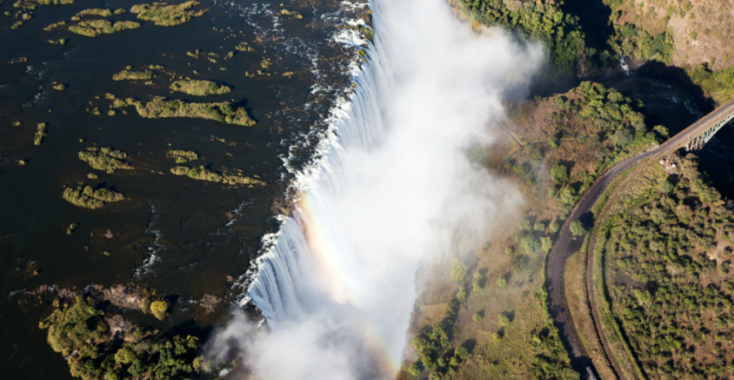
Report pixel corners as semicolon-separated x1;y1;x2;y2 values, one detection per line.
210;0;544;378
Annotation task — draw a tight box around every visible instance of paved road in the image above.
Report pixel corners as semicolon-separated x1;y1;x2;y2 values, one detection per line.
545;98;734;378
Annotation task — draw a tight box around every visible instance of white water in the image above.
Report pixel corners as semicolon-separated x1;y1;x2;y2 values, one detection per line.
235;0;544;378
620;55;631;76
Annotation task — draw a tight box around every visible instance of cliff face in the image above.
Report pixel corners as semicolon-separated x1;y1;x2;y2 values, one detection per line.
606;0;734;71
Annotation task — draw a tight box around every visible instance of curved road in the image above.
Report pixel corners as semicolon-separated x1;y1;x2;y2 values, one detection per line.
545;98;734;378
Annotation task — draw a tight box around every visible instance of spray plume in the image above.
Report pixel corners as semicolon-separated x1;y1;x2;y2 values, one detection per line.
211;0;544;378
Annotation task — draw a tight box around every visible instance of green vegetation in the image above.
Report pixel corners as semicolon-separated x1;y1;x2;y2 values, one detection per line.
34;122;47;145
69;20;140;37
132;97;255;126
39;295;204;380
44;21;66;31
569;220;586;236
170;80;231;96
598;155;734;379
78;147;134;173
278;9;302;19
53;83;66;91
72;8;113;19
130;1;206;26
166;150;198;164
687;64;734;105
234;42;254;52
457;0;592;70
66;222;78;234
170;165;266;187
608;21;674;63
112;69;153;81
149;299;169;320
63;185;124;209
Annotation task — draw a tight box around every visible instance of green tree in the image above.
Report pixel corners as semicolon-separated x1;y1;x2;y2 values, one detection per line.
549;221;561;234
408;364;421;376
551;162;569;185
612;128;634;146
149;299;169;320
560;186;577;205
499;314;511;327
570;221;587;236
518;219;532;231
473;312;483;322
541;236;553;253
451;259;468;284
534;222;546;231
472;271;484;292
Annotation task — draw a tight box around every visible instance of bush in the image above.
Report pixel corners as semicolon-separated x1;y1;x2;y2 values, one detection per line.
551;162;569;185
451;259;468;284
570;220;587;236
149;299;169;320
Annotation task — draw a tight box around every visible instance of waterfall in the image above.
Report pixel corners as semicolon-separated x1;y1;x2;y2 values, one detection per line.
620;55;631;75
239;0;544;378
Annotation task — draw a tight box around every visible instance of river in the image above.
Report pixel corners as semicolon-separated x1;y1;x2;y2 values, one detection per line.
0;0;359;378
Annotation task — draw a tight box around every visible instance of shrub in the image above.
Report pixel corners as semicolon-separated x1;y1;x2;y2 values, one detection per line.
451;259;468;284
570;221;587;236
149;299;169;320
551;162;569;185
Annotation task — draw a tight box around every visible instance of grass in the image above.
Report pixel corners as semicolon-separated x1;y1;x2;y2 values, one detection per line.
63;185;124;209
130;1;207;26
170;80;231;96
132;97;255;126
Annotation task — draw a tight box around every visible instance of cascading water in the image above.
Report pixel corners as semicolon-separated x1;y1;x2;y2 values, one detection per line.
237;0;544;378
620;55;631;75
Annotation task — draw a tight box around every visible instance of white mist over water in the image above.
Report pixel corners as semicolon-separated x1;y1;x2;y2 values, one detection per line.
214;0;544;378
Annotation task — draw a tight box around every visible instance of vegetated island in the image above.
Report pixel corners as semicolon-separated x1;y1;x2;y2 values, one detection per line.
39;295;204;380
63;185;124;209
112;69;154;81
9;0;75;30
596;155;734;379
70;8;125;20
130;1;207;26
78;147;134;173
33;122;47;145
69;19;140;37
167;149;198;164
128;97;255;126
170;79;231;96
171;165;266;187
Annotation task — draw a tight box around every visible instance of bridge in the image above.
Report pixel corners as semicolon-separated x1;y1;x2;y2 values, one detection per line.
546;98;734;380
